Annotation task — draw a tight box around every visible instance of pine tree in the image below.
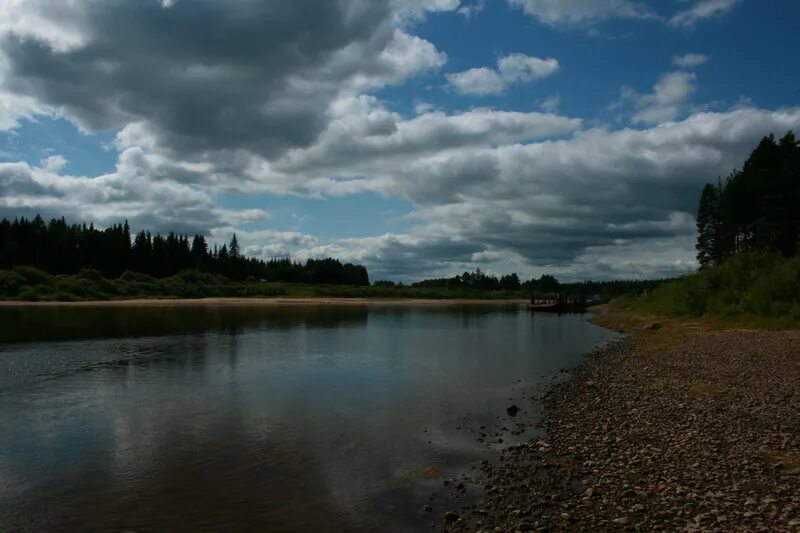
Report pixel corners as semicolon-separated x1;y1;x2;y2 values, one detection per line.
229;233;240;259
696;183;720;267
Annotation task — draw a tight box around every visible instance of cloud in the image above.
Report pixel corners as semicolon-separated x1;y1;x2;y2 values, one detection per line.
457;1;485;18
414;102;437;115
623;71;698;125
497;54;560;83
0;0;451;160
40;154;67;172
672;53;710;68
0;158;268;235
251;107;800;282
251;102;582;193
387;108;797;279
508;0;659;26
510;0;742;30
670;0;742;27
447;53;559;95
539;94;562;113
0;0;795;283
446;68;505;95
225;229;318;260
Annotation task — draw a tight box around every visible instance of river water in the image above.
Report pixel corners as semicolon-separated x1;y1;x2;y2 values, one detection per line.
0;303;615;531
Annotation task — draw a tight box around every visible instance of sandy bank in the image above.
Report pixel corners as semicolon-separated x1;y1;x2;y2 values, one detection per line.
0;297;529;308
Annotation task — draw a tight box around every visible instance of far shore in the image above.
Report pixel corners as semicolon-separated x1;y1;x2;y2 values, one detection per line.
0;297;530;308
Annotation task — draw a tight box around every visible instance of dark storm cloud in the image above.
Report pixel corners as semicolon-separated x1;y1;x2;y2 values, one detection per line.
0;0;417;157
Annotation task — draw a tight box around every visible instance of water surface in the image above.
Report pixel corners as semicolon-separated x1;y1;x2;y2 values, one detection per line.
0;304;614;531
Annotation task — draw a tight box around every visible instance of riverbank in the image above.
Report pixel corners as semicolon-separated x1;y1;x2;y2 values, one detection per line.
0;297;530;307
444;308;800;531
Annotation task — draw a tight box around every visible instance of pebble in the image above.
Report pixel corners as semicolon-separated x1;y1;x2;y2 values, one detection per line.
440;321;800;532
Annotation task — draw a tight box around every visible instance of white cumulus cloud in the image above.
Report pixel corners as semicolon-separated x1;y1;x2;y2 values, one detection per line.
670;0;742;27
508;0;659;25
447;53;559;95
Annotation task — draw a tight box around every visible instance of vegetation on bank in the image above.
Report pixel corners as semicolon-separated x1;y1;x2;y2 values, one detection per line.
0;263;672;302
617;132;800;323
410;270;666;298
0;214;670;302
618;252;800;321
0;266;536;302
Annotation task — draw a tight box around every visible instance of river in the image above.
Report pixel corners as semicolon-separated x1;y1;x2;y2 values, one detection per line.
0;303;615;531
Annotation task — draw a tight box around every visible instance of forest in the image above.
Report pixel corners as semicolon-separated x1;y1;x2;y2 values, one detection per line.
0;216;369;286
696;131;799;266
409;270;666;298
627;131;800;321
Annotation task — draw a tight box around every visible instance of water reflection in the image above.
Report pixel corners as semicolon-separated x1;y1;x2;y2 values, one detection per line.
0;305;615;531
0;304;373;343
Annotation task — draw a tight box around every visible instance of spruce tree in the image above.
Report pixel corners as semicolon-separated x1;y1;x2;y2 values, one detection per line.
696;183;720;267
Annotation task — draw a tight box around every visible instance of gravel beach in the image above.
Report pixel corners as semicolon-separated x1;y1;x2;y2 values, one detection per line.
443;309;800;532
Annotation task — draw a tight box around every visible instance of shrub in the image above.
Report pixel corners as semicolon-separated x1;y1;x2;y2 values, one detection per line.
120;270;156;284
52;291;82;302
17;284;51;301
176;269;228;285
52;275;109;299
157;277;202;298
77;268;105;282
0;270;26;296
12;265;51;285
634;251;800;320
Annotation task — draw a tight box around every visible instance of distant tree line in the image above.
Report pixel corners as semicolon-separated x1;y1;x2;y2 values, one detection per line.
696;131;799;267
557;279;668;298
0;215;369;285
406;269;665;297
411;268;523;291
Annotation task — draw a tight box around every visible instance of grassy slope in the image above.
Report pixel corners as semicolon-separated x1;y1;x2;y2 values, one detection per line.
611;252;800;327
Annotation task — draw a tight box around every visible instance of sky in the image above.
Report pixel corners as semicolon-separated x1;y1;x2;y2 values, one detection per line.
0;0;798;282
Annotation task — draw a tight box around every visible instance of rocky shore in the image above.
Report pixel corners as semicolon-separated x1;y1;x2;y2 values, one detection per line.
443;310;800;531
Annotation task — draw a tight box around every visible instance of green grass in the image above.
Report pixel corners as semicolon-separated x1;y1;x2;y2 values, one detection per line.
616;252;800;324
0;267;532;302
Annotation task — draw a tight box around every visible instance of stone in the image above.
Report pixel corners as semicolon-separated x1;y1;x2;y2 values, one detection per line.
612;517;629;527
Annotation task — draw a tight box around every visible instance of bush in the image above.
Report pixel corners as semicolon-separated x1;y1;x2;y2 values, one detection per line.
52;275;111;299
12;265;51;285
0;270;26;296
17;284;52;301
157;277;203;298
77;268;105;282
176;269;229;285
52;291;82;302
634;252;800;320
120;270;156;284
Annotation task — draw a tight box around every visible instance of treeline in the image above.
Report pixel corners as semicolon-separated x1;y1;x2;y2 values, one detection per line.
406;269;665;297
0;215;369;285
558;279;667;299
626;132;800;321
410;269;524;291
696;131;799;266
